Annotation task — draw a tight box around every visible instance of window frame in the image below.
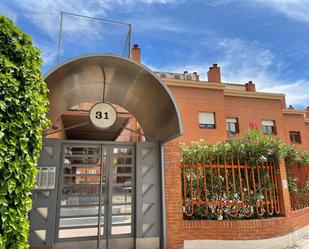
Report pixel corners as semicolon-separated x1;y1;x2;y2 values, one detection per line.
289;131;302;144
199;112;216;129
261;120;277;135
226;117;239;135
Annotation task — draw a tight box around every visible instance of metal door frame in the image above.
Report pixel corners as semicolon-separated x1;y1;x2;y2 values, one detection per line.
54;140;135;248
105;144;135;240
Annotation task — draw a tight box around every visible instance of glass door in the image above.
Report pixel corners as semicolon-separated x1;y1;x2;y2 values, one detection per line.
108;146;134;238
57;144;106;241
56;143;135;249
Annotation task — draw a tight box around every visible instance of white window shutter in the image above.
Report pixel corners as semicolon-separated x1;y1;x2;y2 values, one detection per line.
226;118;237;123
199;112;215;125
262;120;274;126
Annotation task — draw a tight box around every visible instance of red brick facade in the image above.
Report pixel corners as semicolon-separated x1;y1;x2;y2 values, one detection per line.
162;77;309;248
165;82;309;151
164;142;308;249
154;41;308;247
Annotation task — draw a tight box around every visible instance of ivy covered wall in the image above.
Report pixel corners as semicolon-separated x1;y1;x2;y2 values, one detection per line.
0;16;49;248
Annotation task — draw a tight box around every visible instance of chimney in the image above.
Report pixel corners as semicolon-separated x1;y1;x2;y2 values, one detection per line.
288;105;294;110
245;80;256;92
131;44;141;63
193;72;199;81
207;64;221;83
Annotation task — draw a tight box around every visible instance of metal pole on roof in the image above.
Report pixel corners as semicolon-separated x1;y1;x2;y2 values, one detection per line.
56;11;131;61
61;11;131;27
128;24;132;59
57;11;64;64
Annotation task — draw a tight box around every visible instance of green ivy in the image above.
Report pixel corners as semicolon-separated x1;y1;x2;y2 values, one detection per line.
0;16;49;249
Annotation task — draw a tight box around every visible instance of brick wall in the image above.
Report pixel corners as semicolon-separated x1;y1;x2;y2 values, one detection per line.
289;162;309;188
225;96;286;139
182;218;290;240
283;114;309;150
167;84;309;152
290;208;309;230
164;142;184;249
168;86;227;144
164;84;309;248
164;143;309;249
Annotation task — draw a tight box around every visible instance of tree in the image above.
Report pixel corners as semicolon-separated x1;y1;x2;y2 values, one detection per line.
0;15;49;248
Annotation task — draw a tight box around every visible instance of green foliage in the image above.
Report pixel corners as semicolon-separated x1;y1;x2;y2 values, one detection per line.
283;144;309;166
180;128;309;166
180;129;309;220
0;16;49;249
288;174;309;210
287;174;299;194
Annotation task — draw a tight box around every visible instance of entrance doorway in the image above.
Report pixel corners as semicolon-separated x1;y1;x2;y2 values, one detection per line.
57;143;135;249
30;139;162;249
29;54;183;249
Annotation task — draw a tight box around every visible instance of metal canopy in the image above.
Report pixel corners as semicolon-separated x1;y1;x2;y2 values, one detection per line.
44;54;183;142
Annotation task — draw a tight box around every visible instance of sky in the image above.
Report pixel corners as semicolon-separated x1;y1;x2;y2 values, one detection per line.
1;0;309;108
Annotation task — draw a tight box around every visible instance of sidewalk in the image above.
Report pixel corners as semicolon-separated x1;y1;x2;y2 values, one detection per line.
285;232;309;249
184;225;309;249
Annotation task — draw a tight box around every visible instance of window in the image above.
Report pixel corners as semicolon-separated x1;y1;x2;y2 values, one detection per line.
226;118;239;135
261;120;276;135
199;112;216;128
289;131;301;144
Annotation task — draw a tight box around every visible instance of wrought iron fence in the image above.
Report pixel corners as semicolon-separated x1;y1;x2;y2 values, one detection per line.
181;153;281;219
287;163;309;211
290;193;309;211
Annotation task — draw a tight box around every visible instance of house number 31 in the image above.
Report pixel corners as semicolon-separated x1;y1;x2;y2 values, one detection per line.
96;111;108;120
90;103;117;128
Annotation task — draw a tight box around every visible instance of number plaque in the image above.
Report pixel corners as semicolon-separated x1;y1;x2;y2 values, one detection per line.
89;103;117;129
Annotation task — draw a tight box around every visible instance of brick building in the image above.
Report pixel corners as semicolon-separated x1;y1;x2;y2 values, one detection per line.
159;65;309;148
133;45;309;249
30;44;309;249
153;61;309;151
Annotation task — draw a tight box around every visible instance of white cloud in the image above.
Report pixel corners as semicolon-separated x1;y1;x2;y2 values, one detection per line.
3;0;186;68
262;81;309;107
254;0;309;23
128;16;184;34
145;37;309;107
113;0;182;4
207;0;309;23
34;42;58;66
146;38;275;85
217;38;275;85
10;0;110;39
5;0;186;39
3;0;308;107
217;38;309;107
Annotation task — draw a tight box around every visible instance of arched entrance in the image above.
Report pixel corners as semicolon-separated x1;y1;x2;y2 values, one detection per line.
29;55;183;249
45;54;182;142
